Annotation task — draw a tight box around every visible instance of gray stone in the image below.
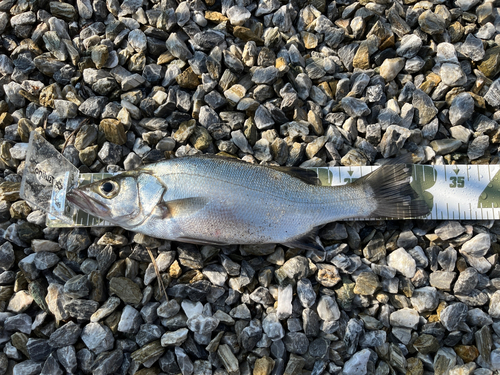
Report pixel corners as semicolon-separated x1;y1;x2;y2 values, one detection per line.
419;10;446;35
98;142;122;164
4;313;32;334
435;221;465;240
48;321;81;348
262;312;285;340
449;93;474;125
162;328;189;347
297;278;316;308
78;96;107;118
166;33;193;61
341;97;370;117
461;34;485;61
413;89;438;125
0;241;14;271
440;303;468;331
81;323;114;354
430;271;456;291
12;361;43;375
283;332;309;355
255;105;275;130
380;125;411;158
117;305;142;333
410;287;439;313
57;345;78;373
397;34;423;58
468;135;489;160
64;299;99;320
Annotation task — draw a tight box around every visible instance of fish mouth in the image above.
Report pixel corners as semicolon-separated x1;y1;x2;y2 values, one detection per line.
67;189;110;218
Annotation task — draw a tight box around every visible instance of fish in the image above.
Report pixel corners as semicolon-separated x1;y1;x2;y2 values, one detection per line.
66;155;430;251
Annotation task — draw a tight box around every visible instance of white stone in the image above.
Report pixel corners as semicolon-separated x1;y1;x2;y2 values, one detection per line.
7;291;33;313
187;315;219;335
387;248;417;278
460;233;490;257
9;143;29;160
440;63;467;87
317;295;340;322
389;308;419;329
277;284;293;320
380;58;405;82
343;348;371;375
161;328;189;346
226;6;251;26
181;300;203;319
436;42;459;64
489;291;500;318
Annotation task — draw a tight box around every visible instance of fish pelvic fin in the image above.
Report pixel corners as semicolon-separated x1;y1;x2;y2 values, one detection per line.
355;159;430;219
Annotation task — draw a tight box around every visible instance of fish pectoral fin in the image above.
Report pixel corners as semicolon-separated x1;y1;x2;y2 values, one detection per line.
266;166;320;185
158;197;209;219
283;226;325;252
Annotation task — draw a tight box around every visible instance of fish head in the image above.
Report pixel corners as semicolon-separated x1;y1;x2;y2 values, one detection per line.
67;171;166;227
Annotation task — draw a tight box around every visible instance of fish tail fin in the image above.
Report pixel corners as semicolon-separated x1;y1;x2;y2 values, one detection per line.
355;157;430;219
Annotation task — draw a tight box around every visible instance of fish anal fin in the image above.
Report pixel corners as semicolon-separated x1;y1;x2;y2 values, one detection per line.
267;166;320;185
157;197;209;219
283;226;325;252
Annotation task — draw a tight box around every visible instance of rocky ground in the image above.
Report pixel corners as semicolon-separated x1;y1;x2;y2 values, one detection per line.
0;0;500;374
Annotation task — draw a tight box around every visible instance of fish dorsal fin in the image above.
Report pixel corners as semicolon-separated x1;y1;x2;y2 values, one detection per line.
283;225;325;252
154;197;209;219
266;166;320;185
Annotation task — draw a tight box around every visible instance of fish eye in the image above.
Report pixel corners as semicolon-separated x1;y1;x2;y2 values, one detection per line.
99;181;119;198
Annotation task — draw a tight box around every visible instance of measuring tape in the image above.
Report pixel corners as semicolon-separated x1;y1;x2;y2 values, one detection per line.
314;164;500;221
45;164;500;227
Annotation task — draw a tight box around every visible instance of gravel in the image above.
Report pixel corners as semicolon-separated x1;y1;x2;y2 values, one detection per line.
0;0;499;374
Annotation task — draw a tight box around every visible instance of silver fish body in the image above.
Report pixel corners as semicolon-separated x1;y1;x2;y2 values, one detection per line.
67;156;428;249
